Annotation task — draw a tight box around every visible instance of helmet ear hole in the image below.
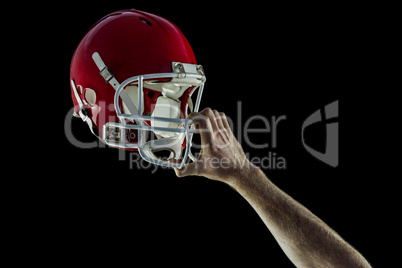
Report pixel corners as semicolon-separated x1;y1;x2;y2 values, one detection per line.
147;90;156;99
84;88;96;106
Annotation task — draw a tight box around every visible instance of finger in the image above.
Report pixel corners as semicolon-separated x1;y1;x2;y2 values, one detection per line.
213;110;225;130
188;112;212;144
199;108;219;132
219;113;232;132
188;112;207;128
219;112;231;130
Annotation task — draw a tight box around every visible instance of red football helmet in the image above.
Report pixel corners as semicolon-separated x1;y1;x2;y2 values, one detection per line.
70;9;205;168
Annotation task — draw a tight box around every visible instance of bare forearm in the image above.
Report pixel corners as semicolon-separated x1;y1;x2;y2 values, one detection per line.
228;167;371;268
174;108;371;267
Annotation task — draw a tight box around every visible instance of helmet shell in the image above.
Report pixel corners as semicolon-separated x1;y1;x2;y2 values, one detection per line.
70;10;197;146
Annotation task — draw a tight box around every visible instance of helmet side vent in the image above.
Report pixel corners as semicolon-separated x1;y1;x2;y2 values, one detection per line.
139;17;152;26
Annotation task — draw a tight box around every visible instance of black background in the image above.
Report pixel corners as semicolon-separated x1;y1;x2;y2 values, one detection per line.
13;2;392;267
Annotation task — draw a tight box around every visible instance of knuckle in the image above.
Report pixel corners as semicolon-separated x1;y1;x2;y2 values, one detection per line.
188;112;198;118
189;112;206;123
204;116;211;125
201;107;213;116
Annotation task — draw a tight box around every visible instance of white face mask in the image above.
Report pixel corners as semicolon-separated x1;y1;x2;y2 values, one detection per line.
119;81;196;161
94;57;205;168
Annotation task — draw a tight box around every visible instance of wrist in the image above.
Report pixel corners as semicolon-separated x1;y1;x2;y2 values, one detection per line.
226;161;264;188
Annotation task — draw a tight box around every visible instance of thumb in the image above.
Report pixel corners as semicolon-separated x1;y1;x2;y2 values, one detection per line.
173;161;200;177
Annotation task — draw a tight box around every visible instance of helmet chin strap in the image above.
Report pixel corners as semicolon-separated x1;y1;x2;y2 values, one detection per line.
92;52;139;117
